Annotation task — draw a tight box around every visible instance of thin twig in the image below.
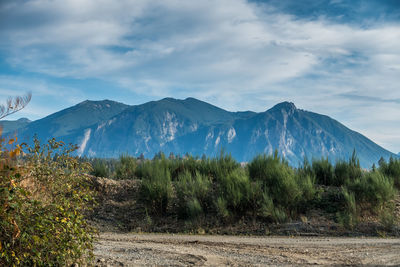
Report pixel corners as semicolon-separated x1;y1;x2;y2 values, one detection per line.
0;92;32;120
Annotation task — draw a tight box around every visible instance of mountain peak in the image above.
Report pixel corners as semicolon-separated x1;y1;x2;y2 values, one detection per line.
17;118;31;123
158;97;204;104
159;97;178;102
270;101;296;112
184;97;201;102
78;99;122;105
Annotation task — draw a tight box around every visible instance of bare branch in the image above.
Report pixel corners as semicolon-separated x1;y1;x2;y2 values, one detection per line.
0;92;32;120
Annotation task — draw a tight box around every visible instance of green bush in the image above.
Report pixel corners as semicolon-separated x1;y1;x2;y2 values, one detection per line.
313;187;345;214
347;172;396;211
139;161;173;216
380;205;396;231
186;198;203;219
334;171;397;229
336;187;357;229
379;157;400;189
175;171;211;219
334;153;362;186
91;158;110;178
312;157;334;186
208;151;240;182
216;168;251;216
115;154;137;179
333;161;351;186
295;172;316;209
247;153;317;222
271;207;288;223
247;181;273;218
215;197;229;219
130;150;395;229
136;155;170;179
0;138;96;266
170;155;202;180
248;153;301;210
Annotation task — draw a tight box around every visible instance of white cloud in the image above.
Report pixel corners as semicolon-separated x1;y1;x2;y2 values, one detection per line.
0;0;400;152
0;75;86;119
0;75;83;101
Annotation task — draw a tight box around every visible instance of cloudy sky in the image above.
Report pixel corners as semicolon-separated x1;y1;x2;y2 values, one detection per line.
0;0;399;153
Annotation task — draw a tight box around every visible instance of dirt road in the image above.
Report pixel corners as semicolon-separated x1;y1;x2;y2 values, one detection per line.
94;233;400;266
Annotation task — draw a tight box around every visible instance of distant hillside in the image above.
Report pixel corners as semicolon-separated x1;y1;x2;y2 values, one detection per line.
0;118;31;134
13;100;129;141
12;98;397;167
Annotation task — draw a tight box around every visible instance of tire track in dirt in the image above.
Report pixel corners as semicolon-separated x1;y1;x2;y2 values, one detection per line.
95;233;400;266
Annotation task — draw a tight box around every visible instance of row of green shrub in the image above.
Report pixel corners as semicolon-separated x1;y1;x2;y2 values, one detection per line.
138;152;311;223
91;151;400;188
90;151;399;228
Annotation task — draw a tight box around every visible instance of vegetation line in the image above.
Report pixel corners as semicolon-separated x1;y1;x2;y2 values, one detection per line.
90;150;399;231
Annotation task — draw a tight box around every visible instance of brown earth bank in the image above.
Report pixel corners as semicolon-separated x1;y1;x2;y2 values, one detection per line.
88;176;400;237
94;233;400;266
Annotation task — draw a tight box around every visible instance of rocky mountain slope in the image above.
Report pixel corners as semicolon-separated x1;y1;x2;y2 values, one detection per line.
5;97;397;167
0;118;31;134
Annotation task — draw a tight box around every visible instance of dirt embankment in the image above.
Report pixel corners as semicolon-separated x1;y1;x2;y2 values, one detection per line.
88;176;400;236
94;233;400;266
89;176;400;266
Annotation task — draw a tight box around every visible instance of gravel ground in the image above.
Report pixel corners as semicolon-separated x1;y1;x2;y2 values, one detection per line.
94;233;400;266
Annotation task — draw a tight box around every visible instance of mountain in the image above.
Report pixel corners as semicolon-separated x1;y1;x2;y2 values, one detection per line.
12;98;397;167
13;100;129;142
0;118;31;134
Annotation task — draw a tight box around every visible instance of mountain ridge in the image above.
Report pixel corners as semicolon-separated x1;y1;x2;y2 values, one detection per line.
0;118;31;134
3;97;397;167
